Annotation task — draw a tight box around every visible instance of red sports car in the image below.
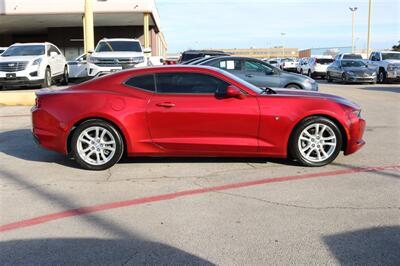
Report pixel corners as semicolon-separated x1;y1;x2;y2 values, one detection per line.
32;66;365;170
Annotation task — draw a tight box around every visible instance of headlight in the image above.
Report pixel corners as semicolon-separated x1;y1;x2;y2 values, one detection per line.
346;71;355;76
133;56;145;63
32;58;42;66
88;56;99;63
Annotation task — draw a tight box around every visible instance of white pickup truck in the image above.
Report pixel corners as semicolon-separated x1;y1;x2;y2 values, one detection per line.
87;38;149;78
368;51;400;83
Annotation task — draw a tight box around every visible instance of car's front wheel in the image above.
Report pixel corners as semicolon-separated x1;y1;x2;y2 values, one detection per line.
61;66;69;85
42;67;52;88
71;119;124;170
290;116;342;167
378;69;386;83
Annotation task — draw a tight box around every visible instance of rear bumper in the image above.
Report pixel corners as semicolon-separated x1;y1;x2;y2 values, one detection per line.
344;118;366;155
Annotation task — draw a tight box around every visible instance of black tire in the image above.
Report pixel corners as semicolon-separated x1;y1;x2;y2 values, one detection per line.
286;84;302;90
61;66;69;85
289;116;342;167
71;119;124;170
308;70;312;77
341;73;347;84
42;67;52;88
378;69;386;84
326;72;332;83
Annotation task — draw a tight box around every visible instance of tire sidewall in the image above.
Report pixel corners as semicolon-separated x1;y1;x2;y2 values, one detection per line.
290;117;342;167
44;67;51;88
62;66;69;85
71;119;124;170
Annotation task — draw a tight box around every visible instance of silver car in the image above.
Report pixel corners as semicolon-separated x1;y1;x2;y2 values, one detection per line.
197;56;318;91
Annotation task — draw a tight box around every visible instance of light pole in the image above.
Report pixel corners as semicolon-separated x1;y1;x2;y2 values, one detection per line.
349;7;358;53
281;32;286;58
366;0;372;56
83;0;95;54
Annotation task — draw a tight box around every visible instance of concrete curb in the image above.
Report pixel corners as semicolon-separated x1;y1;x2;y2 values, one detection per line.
0;90;36;106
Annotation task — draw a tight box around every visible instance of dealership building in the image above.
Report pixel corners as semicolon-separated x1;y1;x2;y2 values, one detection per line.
0;0;167;60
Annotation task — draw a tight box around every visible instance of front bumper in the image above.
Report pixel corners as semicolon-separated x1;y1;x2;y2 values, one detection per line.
344;118;366;155
87;61;147;77
346;75;377;83
386;69;400;80
0;77;43;87
0;65;44;86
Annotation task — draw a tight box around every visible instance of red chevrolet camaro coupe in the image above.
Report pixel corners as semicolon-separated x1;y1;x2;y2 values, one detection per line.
32;66;365;170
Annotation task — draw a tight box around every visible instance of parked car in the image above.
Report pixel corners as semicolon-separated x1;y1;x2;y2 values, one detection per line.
280;58;298;72
67;54;88;79
196;56;318;91
296;58;307;73
0;42;68;88
0;47;8;55
326;59;377;84
265;58;281;68
368;51;400;83
87;38;149;78
178;50;229;63
299;56;334;78
32;65;365;170
334;53;363;60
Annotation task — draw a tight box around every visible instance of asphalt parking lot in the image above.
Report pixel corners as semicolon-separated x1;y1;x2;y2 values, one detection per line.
0;81;399;265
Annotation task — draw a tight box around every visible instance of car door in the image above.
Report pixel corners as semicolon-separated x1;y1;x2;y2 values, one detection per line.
146;71;260;153
243;59;281;87
69;54;87;78
53;45;65;74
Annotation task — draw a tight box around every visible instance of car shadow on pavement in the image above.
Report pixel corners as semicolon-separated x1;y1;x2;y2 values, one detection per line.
323;226;400;266
0;129;77;168
0;238;214;265
0;168;214;265
0;129;299;168
360;86;400;93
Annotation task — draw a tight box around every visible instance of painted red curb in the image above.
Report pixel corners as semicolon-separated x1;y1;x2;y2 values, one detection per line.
0;164;398;233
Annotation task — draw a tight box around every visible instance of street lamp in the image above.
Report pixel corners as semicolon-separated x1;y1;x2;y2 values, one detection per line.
349;7;358;53
366;0;372;56
281;32;286;58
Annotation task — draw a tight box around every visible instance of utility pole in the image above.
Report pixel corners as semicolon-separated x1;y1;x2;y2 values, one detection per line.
366;0;372;56
281;32;286;58
84;0;95;54
349;7;358;53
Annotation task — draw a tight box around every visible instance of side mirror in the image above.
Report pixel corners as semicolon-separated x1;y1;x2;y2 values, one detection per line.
225;85;245;99
50;51;58;57
143;47;152;54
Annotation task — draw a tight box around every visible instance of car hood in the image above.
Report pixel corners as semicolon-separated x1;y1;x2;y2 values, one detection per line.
269;88;360;109
343;66;376;74
90;51;143;58
0;55;40;62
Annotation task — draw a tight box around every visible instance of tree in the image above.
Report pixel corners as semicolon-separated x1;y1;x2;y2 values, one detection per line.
393;41;400;51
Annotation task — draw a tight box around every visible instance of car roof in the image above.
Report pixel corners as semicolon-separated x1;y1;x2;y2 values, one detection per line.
10;42;51;46
99;38;140;42
182;50;228;54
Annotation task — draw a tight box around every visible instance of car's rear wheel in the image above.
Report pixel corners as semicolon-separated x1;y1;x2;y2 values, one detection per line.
71;119;124;170
341;73;347;84
290;116;342;167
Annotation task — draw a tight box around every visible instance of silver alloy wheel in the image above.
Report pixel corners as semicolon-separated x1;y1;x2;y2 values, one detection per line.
298;123;337;163
77;126;116;166
46;69;51;87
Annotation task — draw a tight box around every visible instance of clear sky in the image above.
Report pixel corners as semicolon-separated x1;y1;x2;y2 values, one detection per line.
155;0;399;53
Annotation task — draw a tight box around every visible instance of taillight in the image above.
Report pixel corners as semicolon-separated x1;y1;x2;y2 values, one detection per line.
35;97;41;108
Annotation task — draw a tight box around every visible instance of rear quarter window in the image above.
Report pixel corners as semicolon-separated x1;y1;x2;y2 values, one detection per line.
124;74;155;92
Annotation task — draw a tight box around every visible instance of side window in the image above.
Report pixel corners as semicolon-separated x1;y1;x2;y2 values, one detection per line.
213;59;241;71
155;72;230;94
47;45;60;56
245;60;272;73
125;74;155;92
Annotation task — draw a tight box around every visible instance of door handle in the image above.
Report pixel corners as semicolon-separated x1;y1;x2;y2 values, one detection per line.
156;102;176;108
245;74;253;78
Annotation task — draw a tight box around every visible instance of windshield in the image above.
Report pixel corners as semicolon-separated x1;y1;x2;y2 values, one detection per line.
1;45;45;56
342;54;362;59
316;58;333;64
95;41;142;52
216;68;264;94
281;58;294;62
341;60;366;67
382;53;400;60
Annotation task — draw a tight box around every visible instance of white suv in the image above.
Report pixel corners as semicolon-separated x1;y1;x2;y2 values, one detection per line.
0;43;68;88
87;38;149;77
299;56;334;78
